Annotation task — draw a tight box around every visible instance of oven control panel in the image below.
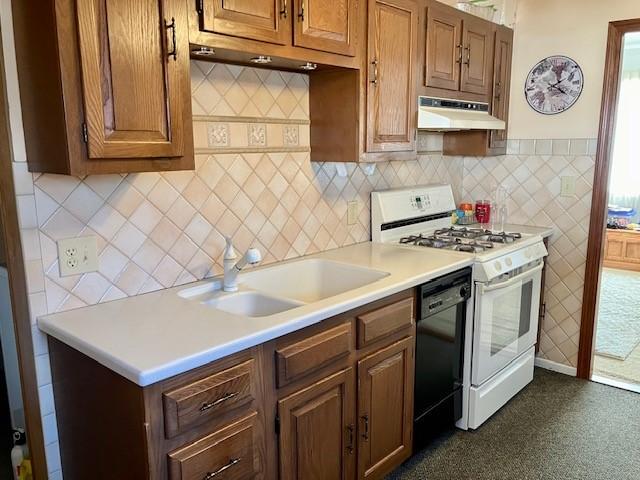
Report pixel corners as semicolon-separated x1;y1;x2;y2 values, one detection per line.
411;194;431;211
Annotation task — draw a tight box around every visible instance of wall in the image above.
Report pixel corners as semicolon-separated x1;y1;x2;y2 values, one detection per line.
508;0;640;139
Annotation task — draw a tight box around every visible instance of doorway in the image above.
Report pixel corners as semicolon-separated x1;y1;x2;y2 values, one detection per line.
578;19;640;392
591;31;640;391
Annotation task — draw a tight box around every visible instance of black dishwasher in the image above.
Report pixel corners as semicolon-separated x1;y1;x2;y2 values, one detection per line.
414;267;471;451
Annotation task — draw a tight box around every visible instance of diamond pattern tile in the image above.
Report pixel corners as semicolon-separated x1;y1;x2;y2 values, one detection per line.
462;144;596;368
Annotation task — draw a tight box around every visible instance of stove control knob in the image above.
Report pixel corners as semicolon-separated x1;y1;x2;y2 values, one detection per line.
493;260;502;272
505;257;513;267
459;286;467;298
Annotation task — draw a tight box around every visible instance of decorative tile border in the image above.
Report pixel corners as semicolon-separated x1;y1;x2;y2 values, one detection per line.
194;121;310;154
506;138;598;156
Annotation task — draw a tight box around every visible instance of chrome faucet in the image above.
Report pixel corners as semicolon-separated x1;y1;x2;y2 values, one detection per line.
222;237;262;292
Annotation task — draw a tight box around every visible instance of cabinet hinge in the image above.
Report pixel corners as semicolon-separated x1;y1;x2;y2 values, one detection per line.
81;123;88;143
196;0;204;14
275;413;280;435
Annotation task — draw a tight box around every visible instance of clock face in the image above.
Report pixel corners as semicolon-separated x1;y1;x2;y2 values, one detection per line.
525;56;584;115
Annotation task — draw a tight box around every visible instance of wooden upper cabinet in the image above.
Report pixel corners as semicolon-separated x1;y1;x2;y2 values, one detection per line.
357;337;414;480
76;0;191;160
278;368;356;480
366;0;418;153
199;0;290;45
490;26;513;149
460;16;493;95
425;5;462;91
12;0;194;175
293;0;357;56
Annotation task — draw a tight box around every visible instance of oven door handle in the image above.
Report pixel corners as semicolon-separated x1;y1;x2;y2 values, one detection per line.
479;262;543;294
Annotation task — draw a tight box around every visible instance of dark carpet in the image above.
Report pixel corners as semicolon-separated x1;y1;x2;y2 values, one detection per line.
388;368;640;480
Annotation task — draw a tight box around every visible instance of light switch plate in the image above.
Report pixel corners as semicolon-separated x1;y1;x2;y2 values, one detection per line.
347;201;359;225
57;236;99;277
560;176;576;197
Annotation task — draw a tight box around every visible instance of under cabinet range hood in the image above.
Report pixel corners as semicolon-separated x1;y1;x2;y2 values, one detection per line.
417;97;506;131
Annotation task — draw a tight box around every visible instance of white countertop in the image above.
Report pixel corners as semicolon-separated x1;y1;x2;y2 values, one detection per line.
38;242;473;387
502;223;555;239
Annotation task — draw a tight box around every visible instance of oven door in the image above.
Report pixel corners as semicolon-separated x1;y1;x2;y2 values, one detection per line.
471;262;543;386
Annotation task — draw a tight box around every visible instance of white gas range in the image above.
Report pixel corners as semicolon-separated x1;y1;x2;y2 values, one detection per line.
371;184;548;432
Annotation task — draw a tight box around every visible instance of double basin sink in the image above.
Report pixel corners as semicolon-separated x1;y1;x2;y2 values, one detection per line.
178;258;390;318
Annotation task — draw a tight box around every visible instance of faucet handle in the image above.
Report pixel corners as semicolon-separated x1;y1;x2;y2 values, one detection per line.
245;248;262;265
223;236;237;261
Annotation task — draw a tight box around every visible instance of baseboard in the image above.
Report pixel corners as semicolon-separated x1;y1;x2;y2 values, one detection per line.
591;375;640;394
534;357;577;376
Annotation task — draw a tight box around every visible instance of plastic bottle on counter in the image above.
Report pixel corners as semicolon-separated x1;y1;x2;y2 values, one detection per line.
11;429;27;480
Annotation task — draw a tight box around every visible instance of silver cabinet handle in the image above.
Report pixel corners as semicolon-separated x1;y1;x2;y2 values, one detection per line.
455;44;463;64
199;392;238;412
361;415;369;440
346;424;355;454
463;45;470;66
165;17;177;61
370;60;379;85
280;0;288;18
203;458;241;479
298;0;305;21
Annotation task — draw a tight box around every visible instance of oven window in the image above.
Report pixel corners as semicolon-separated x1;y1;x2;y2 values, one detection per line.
490;287;521;355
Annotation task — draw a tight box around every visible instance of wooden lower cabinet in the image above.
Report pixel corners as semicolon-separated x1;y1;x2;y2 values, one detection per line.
603;229;640;271
167;412;260;480
357;337;414;480
278;368;356;480
49;289;416;479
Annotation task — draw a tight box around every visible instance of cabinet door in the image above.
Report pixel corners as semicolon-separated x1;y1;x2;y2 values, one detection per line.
490;27;513;149
460;17;493;95
200;0;290;45
624;236;640;265
278;368;356;480
357;337;414;480
76;0;191;159
293;0;357;56
366;0;418;153
425;5;462;91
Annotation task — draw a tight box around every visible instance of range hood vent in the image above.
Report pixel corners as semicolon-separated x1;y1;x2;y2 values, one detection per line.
417;96;506;131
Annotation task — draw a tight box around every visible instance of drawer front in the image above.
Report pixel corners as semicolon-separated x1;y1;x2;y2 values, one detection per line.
168;412;258;480
356;297;414;348
276;322;352;387
163;360;256;438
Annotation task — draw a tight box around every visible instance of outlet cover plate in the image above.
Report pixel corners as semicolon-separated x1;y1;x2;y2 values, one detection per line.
57;236;99;277
560;176;576;197
347;201;359;225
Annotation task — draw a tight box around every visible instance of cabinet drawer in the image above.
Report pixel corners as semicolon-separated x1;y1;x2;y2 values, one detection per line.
276;322;352;387
163;359;256;438
168;412;259;480
356;297;414;348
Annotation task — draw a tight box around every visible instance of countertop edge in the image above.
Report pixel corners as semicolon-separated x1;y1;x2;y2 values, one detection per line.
39;256;474;387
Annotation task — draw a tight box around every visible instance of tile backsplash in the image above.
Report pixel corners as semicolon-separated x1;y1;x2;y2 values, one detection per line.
32;62;464;314
11;61;595;478
462;139;597;369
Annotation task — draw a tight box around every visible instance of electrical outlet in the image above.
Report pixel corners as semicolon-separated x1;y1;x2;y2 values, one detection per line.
560;176;576;197
347;201;359;225
57;236;99;277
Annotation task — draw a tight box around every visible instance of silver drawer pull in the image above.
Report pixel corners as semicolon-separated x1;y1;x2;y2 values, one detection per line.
204;458;241;479
199;392;238;412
